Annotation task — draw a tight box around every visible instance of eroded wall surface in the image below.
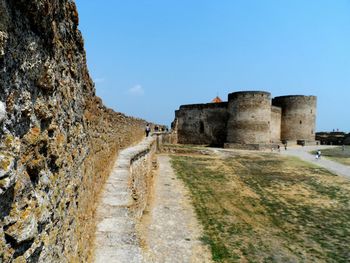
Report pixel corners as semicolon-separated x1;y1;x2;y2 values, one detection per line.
0;1;145;262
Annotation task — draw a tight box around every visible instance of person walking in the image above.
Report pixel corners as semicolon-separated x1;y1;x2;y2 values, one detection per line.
145;123;151;137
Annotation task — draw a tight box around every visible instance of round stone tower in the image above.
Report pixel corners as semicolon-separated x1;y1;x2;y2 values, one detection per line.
226;91;271;144
272;95;317;142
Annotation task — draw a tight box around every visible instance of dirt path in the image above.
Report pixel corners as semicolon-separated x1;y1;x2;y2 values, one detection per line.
280;145;350;179
138;155;212;263
211;145;350;179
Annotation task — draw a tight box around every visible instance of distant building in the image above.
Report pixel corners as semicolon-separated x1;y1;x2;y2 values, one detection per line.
172;91;317;149
316;132;350;145
211;96;223;103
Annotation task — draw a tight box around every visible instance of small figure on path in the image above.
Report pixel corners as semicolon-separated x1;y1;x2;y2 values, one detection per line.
277;145;280;152
284;143;287;150
317;150;321;159
145;123;151;137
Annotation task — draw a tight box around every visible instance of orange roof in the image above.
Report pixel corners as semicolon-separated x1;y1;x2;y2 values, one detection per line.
211;96;223;103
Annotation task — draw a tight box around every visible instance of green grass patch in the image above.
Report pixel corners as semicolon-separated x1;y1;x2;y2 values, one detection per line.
171;152;350;263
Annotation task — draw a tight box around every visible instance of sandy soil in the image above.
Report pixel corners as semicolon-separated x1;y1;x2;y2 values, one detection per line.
138;155;212;263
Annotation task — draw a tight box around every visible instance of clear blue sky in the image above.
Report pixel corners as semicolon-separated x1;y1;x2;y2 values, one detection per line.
75;0;350;132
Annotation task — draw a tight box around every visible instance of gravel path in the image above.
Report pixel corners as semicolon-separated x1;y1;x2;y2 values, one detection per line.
138;155;212;263
280;145;350;179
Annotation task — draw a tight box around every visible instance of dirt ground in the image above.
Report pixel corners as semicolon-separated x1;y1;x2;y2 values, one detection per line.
170;148;350;262
137;155;212;263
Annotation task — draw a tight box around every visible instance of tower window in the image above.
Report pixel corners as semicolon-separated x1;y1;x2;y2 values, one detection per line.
199;121;204;134
300;120;302;124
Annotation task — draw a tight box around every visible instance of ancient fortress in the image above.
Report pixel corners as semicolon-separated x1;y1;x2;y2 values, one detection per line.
174;91;317;148
0;0;320;261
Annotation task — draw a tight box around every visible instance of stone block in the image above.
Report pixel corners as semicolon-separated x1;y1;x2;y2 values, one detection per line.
0;101;6;122
96;217;135;233
94;246;143;263
101;192;134;207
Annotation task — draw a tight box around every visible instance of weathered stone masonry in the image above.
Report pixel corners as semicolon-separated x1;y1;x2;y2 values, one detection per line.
175;103;228;146
94;136;157;262
0;1;145;262
174;91;317;148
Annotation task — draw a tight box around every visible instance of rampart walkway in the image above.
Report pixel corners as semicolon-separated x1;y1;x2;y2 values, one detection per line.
93;137;211;262
94;137;155;262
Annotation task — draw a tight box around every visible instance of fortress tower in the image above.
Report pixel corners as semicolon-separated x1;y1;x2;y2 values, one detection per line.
226;91;271;144
173;91;317;149
272;95;317;143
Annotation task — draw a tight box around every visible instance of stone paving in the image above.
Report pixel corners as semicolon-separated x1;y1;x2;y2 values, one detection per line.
94;137;155;263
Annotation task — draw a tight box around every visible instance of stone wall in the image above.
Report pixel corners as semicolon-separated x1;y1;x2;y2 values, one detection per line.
272;95;317;142
226;91;271;144
128;138;156;219
0;1;145;262
176;103;228;146
161;132;178;145
94;136;157;262
270;106;282;143
174;92;317;147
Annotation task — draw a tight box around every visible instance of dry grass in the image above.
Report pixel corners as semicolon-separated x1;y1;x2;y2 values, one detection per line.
170;150;350;263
